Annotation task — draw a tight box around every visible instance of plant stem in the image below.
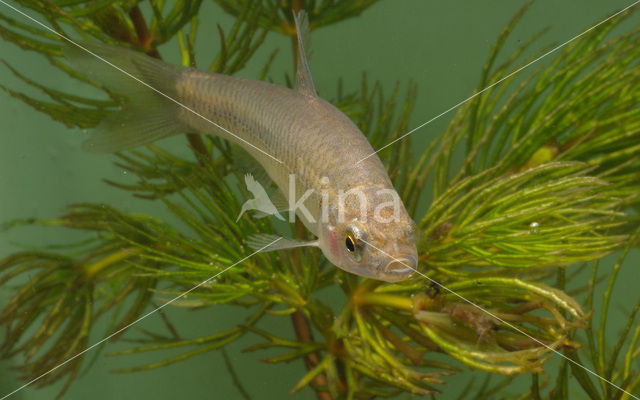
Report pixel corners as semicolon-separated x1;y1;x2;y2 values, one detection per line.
83;247;142;279
128;6;159;58
291;311;334;400
356;292;413;310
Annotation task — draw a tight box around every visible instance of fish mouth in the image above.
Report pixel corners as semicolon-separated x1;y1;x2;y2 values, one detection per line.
382;255;417;282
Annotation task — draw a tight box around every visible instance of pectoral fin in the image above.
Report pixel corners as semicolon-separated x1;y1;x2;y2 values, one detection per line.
247;234;318;252
292;10;317;96
269;190;290;213
253;210;286;221
251;187;290;221
231;145;273;187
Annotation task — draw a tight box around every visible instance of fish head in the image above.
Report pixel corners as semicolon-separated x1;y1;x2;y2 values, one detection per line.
318;187;417;282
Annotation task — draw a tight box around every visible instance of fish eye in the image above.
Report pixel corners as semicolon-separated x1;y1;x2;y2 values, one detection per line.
345;236;356;252
344;226;363;261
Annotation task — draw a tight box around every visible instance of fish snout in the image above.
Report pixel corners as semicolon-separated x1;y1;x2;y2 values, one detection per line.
383;255;417;281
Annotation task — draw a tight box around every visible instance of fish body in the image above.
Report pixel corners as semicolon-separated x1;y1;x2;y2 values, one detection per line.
177;71;388;227
67;11;417;282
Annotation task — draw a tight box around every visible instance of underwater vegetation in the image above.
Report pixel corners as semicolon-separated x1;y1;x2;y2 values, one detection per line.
0;0;639;399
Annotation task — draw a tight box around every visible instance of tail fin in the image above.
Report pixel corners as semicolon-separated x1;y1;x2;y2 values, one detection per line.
64;42;188;152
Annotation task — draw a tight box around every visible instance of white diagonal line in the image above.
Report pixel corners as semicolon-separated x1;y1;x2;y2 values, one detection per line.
360;238;640;400
0;237;282;400
0;0;283;164
357;0;640;164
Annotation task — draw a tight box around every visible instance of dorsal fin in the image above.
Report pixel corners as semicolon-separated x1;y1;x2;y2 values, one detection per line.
292;10;317;96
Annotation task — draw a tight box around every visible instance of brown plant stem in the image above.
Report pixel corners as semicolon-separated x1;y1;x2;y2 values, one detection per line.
128;6;159;58
291;311;334;400
127;5;211;164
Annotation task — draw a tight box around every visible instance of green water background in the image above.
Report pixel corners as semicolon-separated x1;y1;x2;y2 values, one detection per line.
1;0;638;398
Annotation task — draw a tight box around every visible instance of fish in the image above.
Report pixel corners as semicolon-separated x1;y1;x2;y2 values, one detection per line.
65;10;417;282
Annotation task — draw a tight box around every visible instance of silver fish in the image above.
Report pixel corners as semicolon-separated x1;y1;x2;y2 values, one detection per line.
66;11;417;282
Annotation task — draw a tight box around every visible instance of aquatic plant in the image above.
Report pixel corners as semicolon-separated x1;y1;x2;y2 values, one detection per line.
1;1;639;399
